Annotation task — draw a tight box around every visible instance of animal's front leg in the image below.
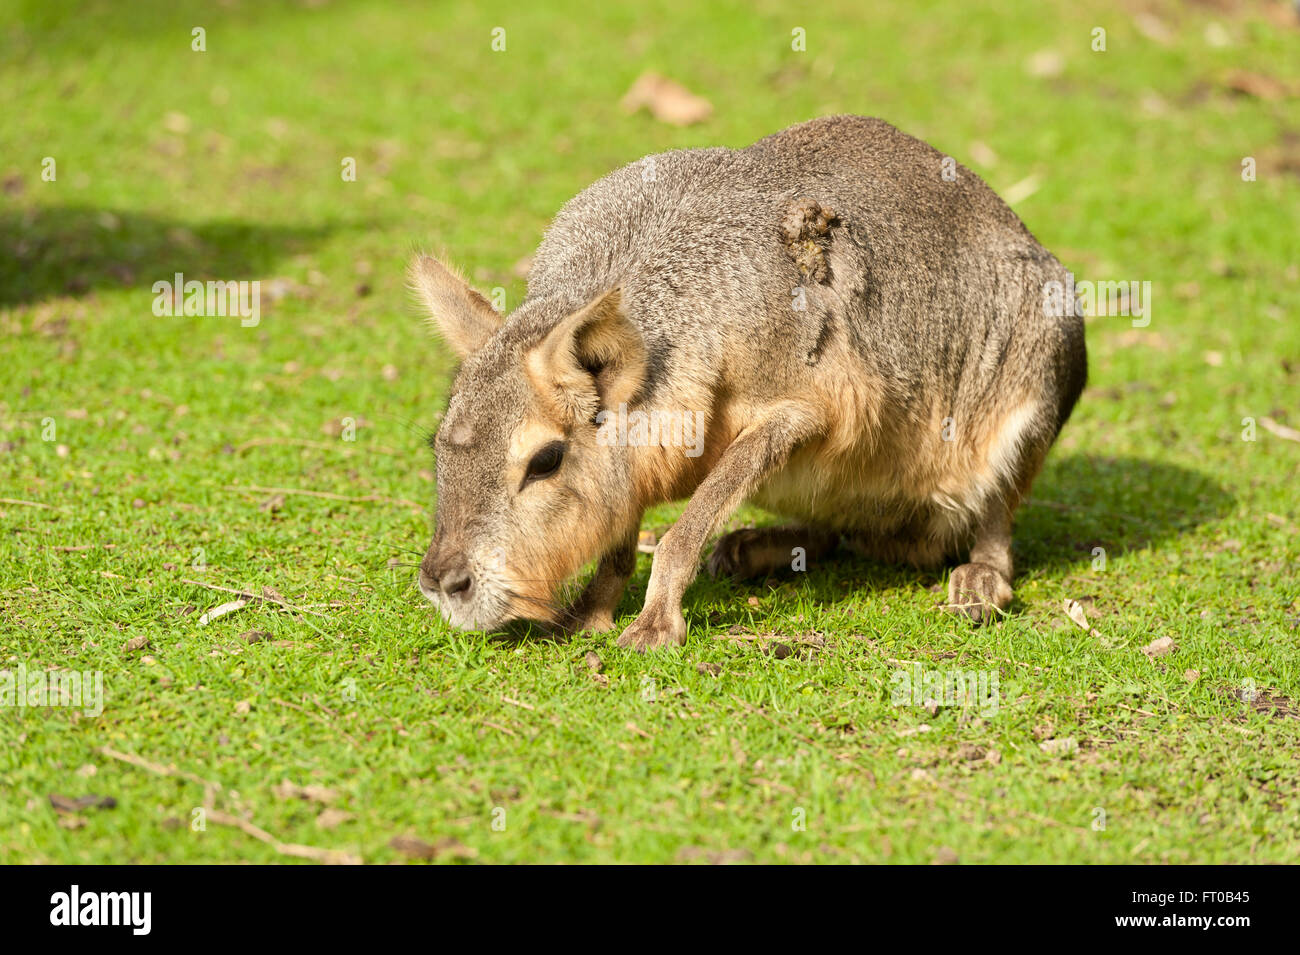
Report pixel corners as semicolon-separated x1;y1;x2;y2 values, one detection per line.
946;500;1015;624
617;405;823;652
561;524;640;634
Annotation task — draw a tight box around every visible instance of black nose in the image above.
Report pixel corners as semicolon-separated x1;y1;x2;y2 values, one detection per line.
441;569;472;599
419;547;473;602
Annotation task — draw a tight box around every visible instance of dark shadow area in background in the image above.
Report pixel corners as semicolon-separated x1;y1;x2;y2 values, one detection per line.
0;204;334;308
677;453;1234;627
0;0;313;60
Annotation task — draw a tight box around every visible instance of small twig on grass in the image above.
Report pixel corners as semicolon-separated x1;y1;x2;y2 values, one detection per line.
100;746;360;864
99;746;222;808
0;497;66;512
181;579;329;618
221;484;424;514
713;632;825;645
1260;416;1300;442
100;746;217;787
994;657;1050;673
272;697;362;747
204;811;361;865
234;436;404;456
1115;702;1160;719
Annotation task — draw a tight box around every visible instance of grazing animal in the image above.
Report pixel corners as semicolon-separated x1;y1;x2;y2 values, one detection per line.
412;115;1086;651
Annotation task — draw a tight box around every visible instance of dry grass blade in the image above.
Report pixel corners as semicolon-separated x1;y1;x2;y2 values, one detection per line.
235;436;403;456
182;579;330;618
1260;416;1300;442
101;746;357;863
0;497;65;511
197;597;249;625
206;810;362;865
221;484;424;513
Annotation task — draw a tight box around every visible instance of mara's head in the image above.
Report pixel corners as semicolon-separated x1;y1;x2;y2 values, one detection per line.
410;255;647;631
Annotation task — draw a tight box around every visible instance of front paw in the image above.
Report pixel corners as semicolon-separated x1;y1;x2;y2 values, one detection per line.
616;603;687;653
945;562;1012;625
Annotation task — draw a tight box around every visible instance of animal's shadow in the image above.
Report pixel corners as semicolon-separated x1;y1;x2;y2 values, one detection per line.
0;203;333;308
1006;453;1233;574
670;453;1234;629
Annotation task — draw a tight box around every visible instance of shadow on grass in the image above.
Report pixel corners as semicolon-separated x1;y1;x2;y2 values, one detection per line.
673;453;1233;628
0;204;333;308
1013;453;1234;573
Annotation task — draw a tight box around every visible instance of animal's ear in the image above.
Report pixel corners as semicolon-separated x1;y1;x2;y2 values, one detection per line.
526;288;647;422
409;254;502;359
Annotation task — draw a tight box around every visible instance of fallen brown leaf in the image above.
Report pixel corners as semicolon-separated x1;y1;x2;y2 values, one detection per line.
198;597;249;625
1038;737;1078;757
677;846;753;864
933;846;960;865
620;71;712;126
1063;598;1103;639
1141;636;1176;659
389;834;478;861
1225;70;1289;101
1024;49;1064;78
273;779;339;804
315;808;353;830
49;793;117;813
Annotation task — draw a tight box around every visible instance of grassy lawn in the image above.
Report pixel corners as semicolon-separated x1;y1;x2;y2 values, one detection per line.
2;0;1298;864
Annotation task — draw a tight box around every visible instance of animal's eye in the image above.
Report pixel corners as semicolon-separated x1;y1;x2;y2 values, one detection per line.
523;441;564;485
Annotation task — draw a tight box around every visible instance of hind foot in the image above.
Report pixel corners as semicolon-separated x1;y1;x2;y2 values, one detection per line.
706;526;838;580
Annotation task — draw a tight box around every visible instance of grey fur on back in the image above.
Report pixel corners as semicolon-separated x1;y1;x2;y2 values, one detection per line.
528;116;1083;424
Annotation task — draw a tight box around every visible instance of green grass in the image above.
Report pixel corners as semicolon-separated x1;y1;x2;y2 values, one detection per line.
2;0;1298;864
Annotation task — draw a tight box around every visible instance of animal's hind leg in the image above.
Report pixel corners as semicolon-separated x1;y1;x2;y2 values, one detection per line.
707;526;839;580
946;501;1014;624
